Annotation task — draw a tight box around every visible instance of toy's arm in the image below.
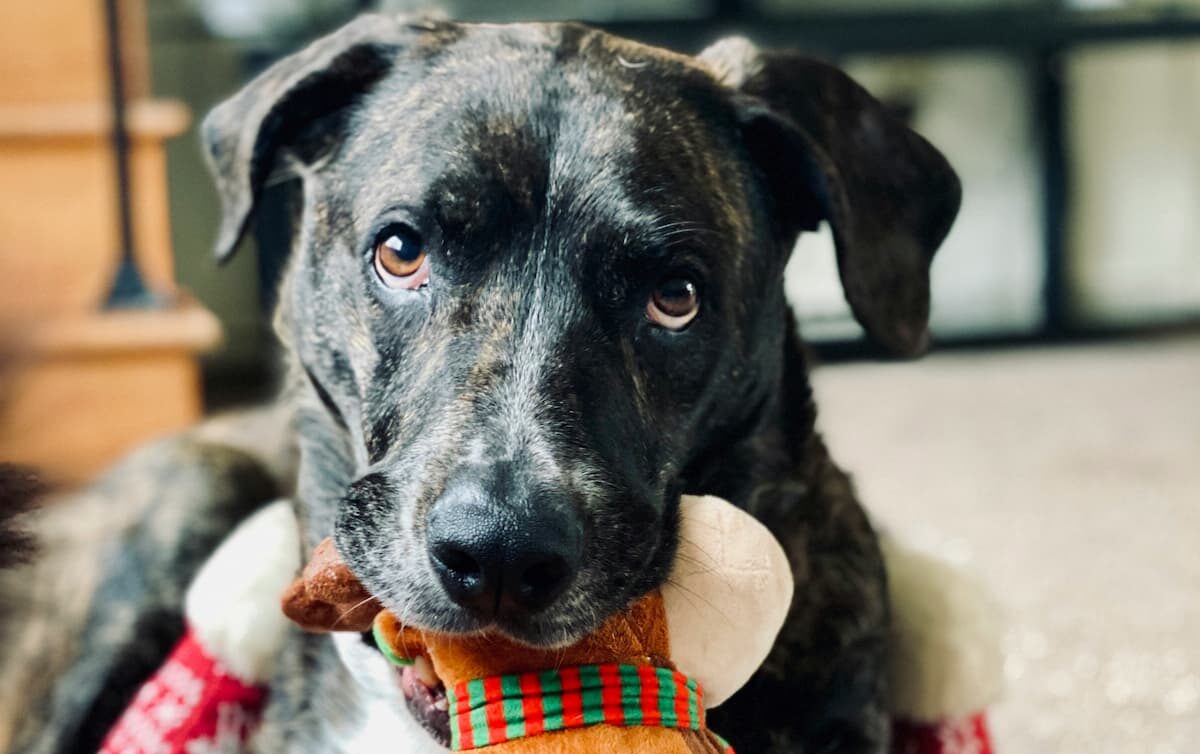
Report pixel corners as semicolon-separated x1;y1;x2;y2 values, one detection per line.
371;610;427;666
280;537;382;633
280;538;431;668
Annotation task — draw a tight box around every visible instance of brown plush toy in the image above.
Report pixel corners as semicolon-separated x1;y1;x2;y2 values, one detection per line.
282;495;795;754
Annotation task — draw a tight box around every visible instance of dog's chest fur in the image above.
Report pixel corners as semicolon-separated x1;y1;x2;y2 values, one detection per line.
332;634;446;754
252;632;446;754
340;698;444;754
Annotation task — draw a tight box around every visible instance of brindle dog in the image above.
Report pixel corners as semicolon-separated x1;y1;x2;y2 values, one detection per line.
10;14;959;754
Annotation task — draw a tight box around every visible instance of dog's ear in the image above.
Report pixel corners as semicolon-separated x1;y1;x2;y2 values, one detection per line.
203;13;440;261
701;38;961;355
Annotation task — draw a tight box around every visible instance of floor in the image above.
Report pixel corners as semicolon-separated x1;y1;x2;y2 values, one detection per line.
811;333;1200;754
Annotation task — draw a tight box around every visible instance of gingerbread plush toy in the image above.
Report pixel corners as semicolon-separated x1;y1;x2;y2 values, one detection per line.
282;495;795;753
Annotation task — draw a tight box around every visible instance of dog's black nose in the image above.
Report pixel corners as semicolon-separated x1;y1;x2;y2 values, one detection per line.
427;484;581;616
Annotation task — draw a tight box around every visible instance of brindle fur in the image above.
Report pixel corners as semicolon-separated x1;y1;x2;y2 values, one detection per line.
7;14;958;754
3;411;291;754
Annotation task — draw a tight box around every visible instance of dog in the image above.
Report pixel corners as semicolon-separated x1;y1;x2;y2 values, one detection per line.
9;14;959;754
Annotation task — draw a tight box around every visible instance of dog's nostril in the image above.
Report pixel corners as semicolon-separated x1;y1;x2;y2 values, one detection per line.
432;543;482;579
520;556;568;594
429;539;495;612
513;554;573;610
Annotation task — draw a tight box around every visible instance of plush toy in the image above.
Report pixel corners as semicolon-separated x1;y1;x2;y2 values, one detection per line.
100;497;1003;754
281;494;796;753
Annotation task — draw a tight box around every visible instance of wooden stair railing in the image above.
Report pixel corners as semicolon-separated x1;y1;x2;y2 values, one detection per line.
0;0;220;485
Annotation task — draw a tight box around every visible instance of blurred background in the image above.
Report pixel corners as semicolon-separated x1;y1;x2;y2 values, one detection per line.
0;1;1196;753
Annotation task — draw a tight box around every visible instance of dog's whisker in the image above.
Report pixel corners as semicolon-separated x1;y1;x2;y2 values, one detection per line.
334;594;383;628
671;552;721;577
676;534;722;571
664;576;731;625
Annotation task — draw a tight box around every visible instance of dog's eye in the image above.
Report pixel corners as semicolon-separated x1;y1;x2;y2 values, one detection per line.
373;225;429;289
647;277;700;331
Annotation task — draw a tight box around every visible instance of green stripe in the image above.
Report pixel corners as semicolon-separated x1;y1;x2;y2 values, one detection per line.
541;684;564;732
467;679;489;746
501;674;525;741
687;675;700;729
539;668;564;732
579;665;605;726
371;622;414;666
619;665;643;726
538;668;563;695
447;688;461;750
467;678;487;707
657;668;678;728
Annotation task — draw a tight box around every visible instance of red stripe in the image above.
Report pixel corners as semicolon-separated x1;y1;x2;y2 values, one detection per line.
638;665;661;726
599;665;624;725
559;665;582;692
455;688;475;750
520;672;544;737
453;681;473;716
483;676;507;744
673;670;690;727
559;667;584;727
973;713;994;754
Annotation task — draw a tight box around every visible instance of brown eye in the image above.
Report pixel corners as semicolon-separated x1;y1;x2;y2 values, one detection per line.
373;225;429;289
647;277;700;330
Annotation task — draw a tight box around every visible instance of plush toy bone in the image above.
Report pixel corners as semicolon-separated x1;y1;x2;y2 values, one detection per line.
282;495;795;753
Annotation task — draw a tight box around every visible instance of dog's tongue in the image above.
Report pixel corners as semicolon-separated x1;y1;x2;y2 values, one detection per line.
399;661;450;748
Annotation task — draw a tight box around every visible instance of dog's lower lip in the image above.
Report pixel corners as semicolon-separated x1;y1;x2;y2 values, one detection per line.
397;665;451;747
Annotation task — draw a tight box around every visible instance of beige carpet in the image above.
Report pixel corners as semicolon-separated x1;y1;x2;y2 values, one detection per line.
811;333;1200;754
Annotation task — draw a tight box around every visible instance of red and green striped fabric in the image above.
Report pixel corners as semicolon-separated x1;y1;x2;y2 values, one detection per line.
445;663;722;751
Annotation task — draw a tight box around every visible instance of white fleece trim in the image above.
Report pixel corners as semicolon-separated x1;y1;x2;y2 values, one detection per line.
882;534;1005;722
184;500;301;683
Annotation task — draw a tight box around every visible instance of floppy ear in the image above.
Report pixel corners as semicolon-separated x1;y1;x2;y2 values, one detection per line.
701;38;961;355
202;13;439;261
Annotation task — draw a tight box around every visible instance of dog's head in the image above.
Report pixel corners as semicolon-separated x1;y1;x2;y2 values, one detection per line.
204;15;958;647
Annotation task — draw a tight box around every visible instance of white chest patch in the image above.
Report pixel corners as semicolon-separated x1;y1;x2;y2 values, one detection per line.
329;633;448;754
343;696;446;754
